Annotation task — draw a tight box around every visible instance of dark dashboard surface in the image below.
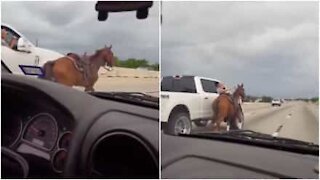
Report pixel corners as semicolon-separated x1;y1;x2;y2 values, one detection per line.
2;74;159;178
162;133;319;179
3;81;74;176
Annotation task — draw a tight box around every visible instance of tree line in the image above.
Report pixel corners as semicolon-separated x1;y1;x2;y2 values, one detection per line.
115;57;159;71
244;95;319;103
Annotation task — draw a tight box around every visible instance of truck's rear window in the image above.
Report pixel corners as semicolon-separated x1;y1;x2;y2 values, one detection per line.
161;76;196;93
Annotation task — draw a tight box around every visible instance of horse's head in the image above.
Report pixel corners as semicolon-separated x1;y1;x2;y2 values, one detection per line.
96;45;115;71
235;83;245;99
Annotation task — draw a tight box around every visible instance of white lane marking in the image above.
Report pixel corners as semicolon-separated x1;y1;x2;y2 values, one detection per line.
272;112;292;137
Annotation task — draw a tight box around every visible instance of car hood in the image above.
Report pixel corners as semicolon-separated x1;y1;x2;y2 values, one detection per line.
34;47;64;65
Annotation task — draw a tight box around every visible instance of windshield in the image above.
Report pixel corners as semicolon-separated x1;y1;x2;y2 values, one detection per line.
161;1;319;146
1;2;160;178
2;1;159;98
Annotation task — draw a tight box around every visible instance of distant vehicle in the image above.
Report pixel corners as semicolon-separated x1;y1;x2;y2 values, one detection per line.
1;24;63;75
161;75;221;135
272;98;282;106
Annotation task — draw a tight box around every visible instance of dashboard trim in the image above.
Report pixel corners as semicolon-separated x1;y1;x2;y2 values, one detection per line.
7;117;23;148
162;154;292;178
51;148;68;173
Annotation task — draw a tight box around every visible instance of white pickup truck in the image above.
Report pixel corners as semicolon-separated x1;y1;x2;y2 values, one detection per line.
1;24;63;75
161;75;221;135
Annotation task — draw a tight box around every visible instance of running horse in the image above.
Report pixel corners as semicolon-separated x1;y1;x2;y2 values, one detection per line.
42;45;115;92
211;83;245;131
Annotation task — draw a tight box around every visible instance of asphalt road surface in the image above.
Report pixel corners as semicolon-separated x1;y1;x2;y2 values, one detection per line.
243;101;318;144
193;102;319;144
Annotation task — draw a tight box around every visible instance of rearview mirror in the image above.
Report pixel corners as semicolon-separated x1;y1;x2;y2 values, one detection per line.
17;38;31;53
95;1;153;21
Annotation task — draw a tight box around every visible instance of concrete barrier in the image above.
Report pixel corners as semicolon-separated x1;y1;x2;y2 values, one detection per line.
99;67;159;79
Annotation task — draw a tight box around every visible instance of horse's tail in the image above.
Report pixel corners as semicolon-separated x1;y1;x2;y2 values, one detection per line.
42;61;55;81
211;97;220;121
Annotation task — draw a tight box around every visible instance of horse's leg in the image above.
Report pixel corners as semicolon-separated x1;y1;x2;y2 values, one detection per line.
56;78;74;87
216;117;224;131
84;86;94;92
211;113;220;131
229;106;240;130
230;117;239;130
84;75;98;92
212;98;229;132
226;117;230;131
213;113;225;132
227;117;238;131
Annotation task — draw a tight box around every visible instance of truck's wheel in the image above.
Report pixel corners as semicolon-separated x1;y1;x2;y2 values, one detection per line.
166;112;191;135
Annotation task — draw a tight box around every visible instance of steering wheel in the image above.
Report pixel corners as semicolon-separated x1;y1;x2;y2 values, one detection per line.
2;147;29;178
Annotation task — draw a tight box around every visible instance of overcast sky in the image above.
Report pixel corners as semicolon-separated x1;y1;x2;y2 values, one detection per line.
2;1;159;64
162;2;319;98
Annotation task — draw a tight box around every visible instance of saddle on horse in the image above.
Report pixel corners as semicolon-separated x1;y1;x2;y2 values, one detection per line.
212;93;243;130
66;53;91;85
212;93;233;120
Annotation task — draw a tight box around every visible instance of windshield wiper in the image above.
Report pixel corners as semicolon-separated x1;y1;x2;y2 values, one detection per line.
88;91;159;109
182;130;318;155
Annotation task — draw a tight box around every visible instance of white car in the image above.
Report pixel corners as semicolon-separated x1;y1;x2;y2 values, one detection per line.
161;75;221;135
1;24;63;75
271;99;282;106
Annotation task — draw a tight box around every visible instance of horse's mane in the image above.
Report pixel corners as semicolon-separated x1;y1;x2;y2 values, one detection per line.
92;48;110;59
233;85;243;95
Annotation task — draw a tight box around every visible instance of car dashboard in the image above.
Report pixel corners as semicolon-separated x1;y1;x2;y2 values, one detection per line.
161;133;319;179
2;74;159;178
2;82;74;177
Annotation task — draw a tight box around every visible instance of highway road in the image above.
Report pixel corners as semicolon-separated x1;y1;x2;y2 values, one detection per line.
243;101;318;144
193;102;319;144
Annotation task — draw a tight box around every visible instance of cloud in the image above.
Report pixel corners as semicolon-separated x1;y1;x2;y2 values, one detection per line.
161;1;318;98
2;1;159;63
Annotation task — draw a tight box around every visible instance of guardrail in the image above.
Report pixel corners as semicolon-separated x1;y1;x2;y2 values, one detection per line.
103;75;158;78
99;67;159;79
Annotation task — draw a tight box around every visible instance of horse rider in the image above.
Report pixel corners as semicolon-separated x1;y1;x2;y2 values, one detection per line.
1;28;9;46
217;82;242;104
1;28;18;50
217;82;230;95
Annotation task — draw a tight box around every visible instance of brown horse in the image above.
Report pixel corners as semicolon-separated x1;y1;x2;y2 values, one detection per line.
42;45;115;92
211;83;245;131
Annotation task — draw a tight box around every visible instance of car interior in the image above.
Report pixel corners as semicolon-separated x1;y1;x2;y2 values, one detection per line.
161;132;318;179
2;74;159;178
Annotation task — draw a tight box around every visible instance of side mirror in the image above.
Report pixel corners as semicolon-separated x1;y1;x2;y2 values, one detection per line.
17;38;31;53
